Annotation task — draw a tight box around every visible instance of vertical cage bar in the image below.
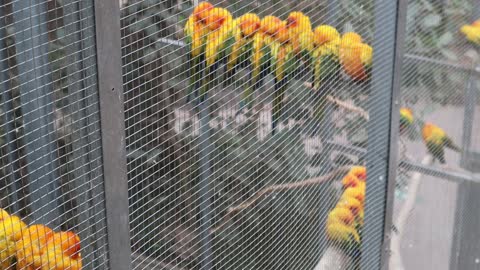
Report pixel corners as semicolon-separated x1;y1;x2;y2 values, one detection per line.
361;0;407;269
93;0;131;269
11;0;61;226
197;96;213;269
449;4;480;269
63;0;106;268
0;8;21;214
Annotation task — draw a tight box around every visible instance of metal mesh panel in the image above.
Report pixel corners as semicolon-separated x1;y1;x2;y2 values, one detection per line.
120;0;396;269
389;0;480;269
0;1;107;269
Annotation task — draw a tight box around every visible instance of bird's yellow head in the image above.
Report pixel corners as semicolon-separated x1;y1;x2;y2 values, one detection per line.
0;215;27;241
359;43;373;66
342;174;360;189
400;107;414;124
260;16;284;36
204;7;233;31
237;13;261;38
51;231;82;259
343;182;366;204
328;207;355;225
350;166;367;181
313;25;340;46
337;197;363;217
286;11;312;34
193;2;214;23
460;24;480;44
341;32;363;48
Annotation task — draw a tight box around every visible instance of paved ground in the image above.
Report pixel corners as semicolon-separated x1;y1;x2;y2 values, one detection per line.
393;104;480;270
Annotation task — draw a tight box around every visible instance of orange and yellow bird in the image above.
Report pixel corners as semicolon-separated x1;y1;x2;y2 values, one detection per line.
184;2;213;103
399;107;414;134
339;32;372;81
460;20;480;45
422;123;461;164
38;231;82;270
0;214;27;269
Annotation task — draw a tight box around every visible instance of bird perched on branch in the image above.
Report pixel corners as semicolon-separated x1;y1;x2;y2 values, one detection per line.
0;214;27;269
225;13;261;87
399;107;414;133
339;32;373;81
422;122;461;164
184;1;213;103
326;207;361;245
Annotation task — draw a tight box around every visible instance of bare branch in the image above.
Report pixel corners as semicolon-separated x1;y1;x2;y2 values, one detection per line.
303;82;370;120
211;166;352;233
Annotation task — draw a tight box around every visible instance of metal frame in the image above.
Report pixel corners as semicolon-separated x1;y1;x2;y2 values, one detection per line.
449;4;480;269
63;0;108;268
362;0;408;269
93;1;131;269
11;0;61;227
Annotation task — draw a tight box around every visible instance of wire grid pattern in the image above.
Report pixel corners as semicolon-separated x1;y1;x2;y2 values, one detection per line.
0;0;108;269
120;0;397;269
389;0;480;269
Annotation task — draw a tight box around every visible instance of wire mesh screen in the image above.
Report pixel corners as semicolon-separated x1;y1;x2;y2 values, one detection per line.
389;0;480;269
120;0;395;269
0;1;107;269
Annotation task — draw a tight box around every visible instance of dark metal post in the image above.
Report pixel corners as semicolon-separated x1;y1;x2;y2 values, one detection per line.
63;0;107;269
449;4;480;269
93;1;131;269
11;0;61;226
362;0;407;269
198;97;213;270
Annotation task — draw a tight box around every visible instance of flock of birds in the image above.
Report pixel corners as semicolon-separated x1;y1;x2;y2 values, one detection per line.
0;208;82;270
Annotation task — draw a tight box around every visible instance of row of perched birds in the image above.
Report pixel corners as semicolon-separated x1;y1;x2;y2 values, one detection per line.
326;166;366;254
461;19;480;45
184;2;372;133
0;208;81;270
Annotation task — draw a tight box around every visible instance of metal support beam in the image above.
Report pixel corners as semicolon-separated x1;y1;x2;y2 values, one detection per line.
449;4;480;269
362;0;407;269
11;0;61;226
93;1;131;269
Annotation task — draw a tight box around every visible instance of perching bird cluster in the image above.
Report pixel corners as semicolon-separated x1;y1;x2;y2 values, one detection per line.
326;166;366;252
0;208;82;270
399;107;461;164
460;19;480;46
184;2;373;134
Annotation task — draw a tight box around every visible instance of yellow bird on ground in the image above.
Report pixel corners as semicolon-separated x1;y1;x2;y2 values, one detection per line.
422;122;461;164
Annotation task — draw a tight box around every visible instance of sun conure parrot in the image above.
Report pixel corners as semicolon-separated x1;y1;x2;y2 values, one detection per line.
268;19;296;135
399;107;414;134
0;215;28;269
460;22;480;45
38;231;82;270
184;2;213;103
422;122;461;164
326;207;361;247
339;32;373;81
200;7;236;102
312;25;341;88
337;195;364;227
15;224;55;270
342;165;367;188
226;13;261;85
286;12;312;55
343;182;366;204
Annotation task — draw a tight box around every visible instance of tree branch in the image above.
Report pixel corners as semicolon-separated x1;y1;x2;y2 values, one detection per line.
303;82;370;120
210;166;352;233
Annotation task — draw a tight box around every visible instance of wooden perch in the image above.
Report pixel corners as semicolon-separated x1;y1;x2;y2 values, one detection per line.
210;166;352;233
303;82;370;120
